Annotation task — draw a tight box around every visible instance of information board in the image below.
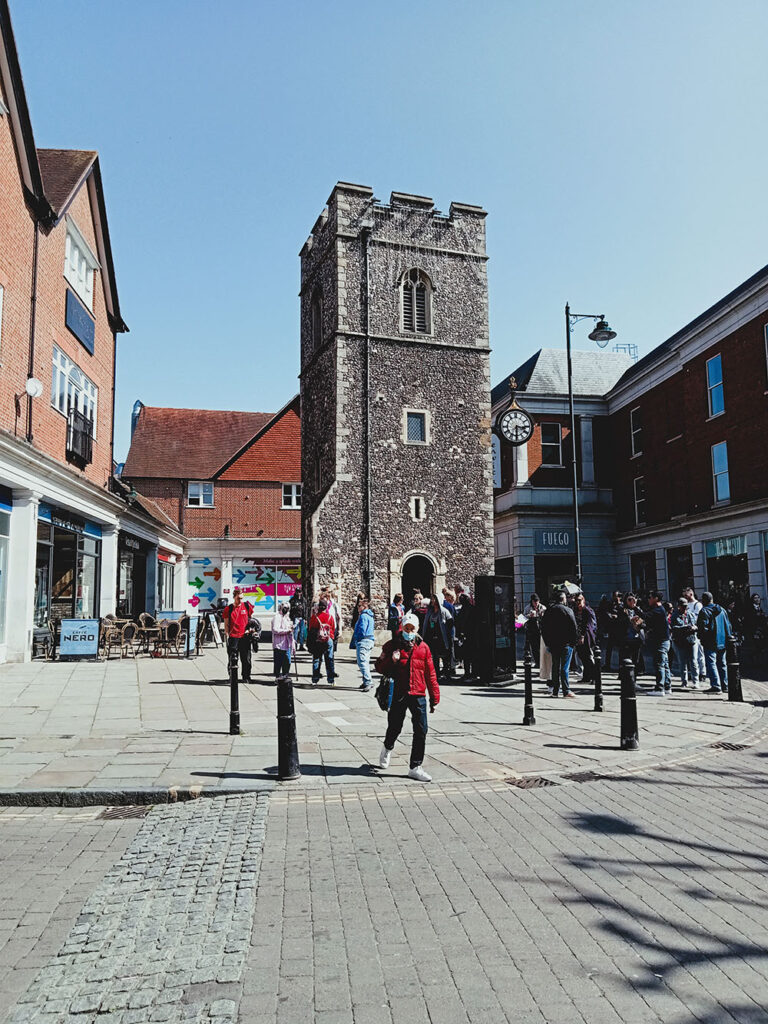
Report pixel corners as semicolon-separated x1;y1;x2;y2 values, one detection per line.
59;618;100;660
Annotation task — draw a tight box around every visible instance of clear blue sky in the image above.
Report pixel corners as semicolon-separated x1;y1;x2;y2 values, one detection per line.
11;0;768;459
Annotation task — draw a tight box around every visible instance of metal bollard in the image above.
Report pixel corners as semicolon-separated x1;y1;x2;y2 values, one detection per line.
619;657;639;750
593;641;604;713
522;645;536;726
228;642;241;736
277;674;301;780
726;636;744;703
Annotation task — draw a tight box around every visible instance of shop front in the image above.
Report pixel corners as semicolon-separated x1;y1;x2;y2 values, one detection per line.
117;532;156;618
706;534;749;606
533;528;576;601
185;556;302;616
34;503;102;625
666;544;694;601
0;487;10;648
158;550;177;612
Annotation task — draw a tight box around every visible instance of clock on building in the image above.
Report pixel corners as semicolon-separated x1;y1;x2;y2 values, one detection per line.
496;376;533;446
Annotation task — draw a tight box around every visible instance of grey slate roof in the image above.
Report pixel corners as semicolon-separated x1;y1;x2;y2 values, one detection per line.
492;348;633;404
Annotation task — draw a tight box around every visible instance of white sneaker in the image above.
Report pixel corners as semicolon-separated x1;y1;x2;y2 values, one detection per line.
378;745;391;769
408;766;432;783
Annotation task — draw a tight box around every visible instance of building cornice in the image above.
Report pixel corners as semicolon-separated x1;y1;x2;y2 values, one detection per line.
614;497;768;544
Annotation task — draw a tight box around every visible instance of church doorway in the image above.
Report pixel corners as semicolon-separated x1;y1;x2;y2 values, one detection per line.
401;555;435;604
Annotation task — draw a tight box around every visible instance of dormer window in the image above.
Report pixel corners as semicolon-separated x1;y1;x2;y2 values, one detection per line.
401;268;432;334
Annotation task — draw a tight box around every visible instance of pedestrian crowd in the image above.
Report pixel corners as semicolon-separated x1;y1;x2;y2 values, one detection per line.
524;585;745;698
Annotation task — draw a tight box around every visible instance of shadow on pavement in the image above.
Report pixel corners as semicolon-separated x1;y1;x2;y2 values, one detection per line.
191;763;379;781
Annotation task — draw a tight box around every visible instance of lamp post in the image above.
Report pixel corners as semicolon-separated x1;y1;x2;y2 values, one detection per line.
564;304;617;586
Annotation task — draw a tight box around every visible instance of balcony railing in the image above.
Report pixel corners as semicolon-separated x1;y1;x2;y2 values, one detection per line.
66;406;94;467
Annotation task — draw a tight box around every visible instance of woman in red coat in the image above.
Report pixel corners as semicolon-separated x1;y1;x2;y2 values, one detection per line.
375;613;440;782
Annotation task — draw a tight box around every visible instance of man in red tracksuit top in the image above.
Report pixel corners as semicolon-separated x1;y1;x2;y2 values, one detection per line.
223;587;254;684
375;612;440;783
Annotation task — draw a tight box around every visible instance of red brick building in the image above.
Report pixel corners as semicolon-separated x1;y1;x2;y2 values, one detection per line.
493;264;768;612
607;264;768;606
122;397;302;616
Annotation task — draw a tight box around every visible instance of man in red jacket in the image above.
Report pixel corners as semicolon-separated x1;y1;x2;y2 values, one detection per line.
375;613;440;782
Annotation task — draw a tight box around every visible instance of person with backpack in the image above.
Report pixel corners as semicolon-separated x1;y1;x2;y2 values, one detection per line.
350;597;376;691
308;597;336;686
270;602;295;679
375;612;440;783
696;591;732;693
222;587;255;685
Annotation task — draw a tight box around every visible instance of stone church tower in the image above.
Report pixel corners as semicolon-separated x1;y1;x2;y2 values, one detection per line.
299;182;495;621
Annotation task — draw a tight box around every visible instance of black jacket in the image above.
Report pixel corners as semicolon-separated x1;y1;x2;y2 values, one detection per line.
541;604;579;649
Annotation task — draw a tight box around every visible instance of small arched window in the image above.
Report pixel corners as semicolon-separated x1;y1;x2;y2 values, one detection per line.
310;290;323;349
401;268;432;334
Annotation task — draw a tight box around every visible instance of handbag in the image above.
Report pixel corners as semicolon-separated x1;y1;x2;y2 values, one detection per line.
375;676;395;712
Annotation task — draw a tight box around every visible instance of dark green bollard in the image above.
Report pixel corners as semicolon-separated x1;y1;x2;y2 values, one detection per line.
726;636;744;703
277;674;301;780
522;645;536;726
593;640;604;713
619;657;639;750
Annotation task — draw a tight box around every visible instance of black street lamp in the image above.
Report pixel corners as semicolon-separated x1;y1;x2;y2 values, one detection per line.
564;303;617;586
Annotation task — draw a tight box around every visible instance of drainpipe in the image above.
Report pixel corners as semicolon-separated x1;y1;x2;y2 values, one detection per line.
26;220;40;442
109;332;117;474
362;220;373;598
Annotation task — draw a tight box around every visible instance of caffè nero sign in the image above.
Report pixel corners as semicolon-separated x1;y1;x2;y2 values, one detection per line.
534;529;576;555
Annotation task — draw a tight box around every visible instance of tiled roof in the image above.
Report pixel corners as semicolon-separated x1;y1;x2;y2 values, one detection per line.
492;348;633;403
219;397;300;482
123;407;273;479
131;491;180;531
37;148;97;216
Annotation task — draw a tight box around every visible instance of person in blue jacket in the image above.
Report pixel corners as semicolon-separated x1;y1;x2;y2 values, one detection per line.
696;591;732;694
350;598;376;692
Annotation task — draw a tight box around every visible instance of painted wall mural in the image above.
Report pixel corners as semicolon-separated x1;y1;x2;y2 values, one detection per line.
187;556;222;608
232;559;301;615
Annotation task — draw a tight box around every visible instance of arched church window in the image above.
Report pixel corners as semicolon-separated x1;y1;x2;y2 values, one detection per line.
400;268;432;334
311;290;323;349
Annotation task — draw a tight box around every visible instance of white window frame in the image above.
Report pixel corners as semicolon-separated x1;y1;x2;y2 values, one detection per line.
630;406;643;456
64;218;100;312
403;409;430;445
706;353;724;418
712;442;730;504
540;422;563;467
282;483;302;509
51;345;98;436
400;268;432;335
187;481;214;508
633;476;646;526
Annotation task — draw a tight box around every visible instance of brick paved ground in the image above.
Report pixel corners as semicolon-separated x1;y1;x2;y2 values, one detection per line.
0;648;765;793
3;739;768;1023
0;807;140;1021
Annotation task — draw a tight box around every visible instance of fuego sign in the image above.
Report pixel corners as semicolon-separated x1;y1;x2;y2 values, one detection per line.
534;529;576;555
59;618;100;660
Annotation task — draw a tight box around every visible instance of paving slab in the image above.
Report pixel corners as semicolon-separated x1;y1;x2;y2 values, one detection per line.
0;646;765;797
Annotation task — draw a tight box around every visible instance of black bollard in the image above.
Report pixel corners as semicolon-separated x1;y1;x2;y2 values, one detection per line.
619;657;639;750
726;636;744;703
228;643;241;736
522;646;536;726
277;674;301;780
593;640;604;713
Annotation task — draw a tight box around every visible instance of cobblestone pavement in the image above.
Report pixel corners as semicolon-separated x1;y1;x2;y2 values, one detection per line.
3;741;768;1023
1;648;765;792
4;796;267;1024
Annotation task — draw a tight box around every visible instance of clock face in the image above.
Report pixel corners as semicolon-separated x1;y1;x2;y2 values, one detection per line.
499;408;533;445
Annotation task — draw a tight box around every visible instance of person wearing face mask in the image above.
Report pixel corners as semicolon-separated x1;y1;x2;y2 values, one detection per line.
374;612;440;782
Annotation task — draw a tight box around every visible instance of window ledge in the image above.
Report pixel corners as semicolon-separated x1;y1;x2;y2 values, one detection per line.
630;452;642;459
540;463;565;469
666;434;683;444
404;440;429;446
706;411;725;422
713;499;731;508
186;504;215;509
281;505;301;510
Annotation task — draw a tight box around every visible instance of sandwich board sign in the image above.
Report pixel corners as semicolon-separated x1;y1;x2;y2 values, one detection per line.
59;618;100;661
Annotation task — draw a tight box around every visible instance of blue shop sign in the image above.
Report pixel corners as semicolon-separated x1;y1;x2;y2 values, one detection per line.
38;503;102;538
59;618;100;659
65;288;95;355
534;528;576;555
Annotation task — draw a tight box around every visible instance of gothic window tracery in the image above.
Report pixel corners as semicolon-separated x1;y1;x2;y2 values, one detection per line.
400;268;432;334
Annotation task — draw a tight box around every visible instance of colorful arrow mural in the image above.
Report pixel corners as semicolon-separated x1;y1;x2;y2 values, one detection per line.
190;576;204;590
204;568;222;581
192;558;212;566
